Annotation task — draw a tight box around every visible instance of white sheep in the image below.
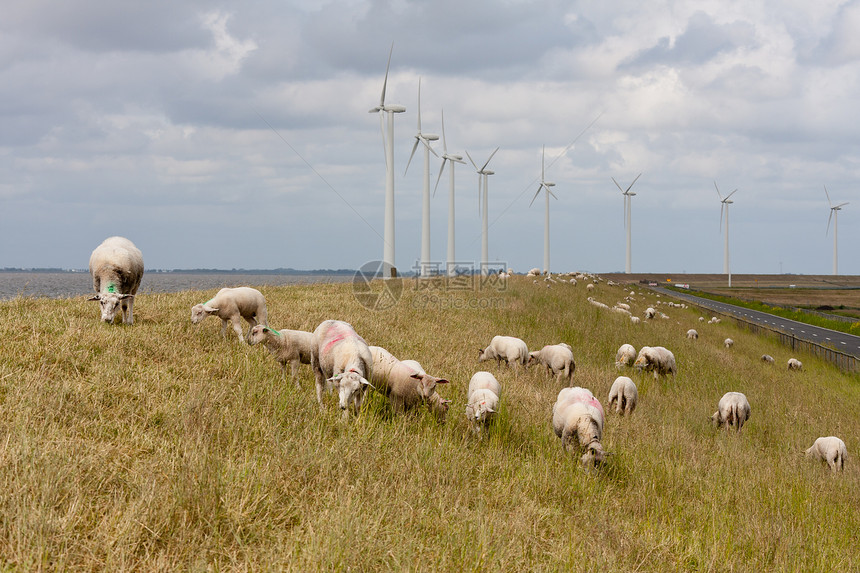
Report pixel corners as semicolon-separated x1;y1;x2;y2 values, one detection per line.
528;344;576;385
615;344;636;370
87;236;144;325
369;346;450;420
644;307;656;319
552;387;608;466
699;316;705;322
607;376;638;416
724;338;734;349
248;325;315;387
630;316;641;325
633;346;677;379
615;302;631;311
710;391;751;432
400;359;453;423
686;329;699;340
311;319;373;417
478;335;529;369
787;358;803;371
466;371;501;432
761;354;775;364
805;436;847;473
191;287;268;343
586;283;595;292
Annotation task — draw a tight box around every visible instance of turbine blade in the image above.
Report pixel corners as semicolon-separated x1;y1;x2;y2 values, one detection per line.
380;43;393;107
422;137;439;157
724;188;738;201
611;176;625;193
714;180;722;200
541;145;546;180
836;202;849;209
626;172;642;193
440;108;448;154
404;138;419;176
826;209;833;236
824;184;832;207
529;187;542;207
481;146;500;171
433;158;448;196
465;150;478;171
548;188;558;201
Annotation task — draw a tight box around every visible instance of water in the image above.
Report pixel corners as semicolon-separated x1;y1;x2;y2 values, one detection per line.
0;272;354;300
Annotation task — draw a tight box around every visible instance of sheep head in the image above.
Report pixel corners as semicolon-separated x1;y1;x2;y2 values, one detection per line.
328;370;373;414
88;292;133;323
190;303;218;324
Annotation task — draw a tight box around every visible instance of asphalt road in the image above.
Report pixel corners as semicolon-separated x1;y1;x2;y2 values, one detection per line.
650;286;860;358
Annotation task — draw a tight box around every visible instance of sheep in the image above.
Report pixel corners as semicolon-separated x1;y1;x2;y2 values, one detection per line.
466;371;501;432
478;335;529;369
191;287;268;343
686;329;699;340
724;338;734;349
398;359;452;422
644;307;656;319
615;302;631;311
787;358;803;371
369;346;450;419
586;283;595;292
552;387;608;466
528;344;576;385
87;236;144;325
587;297;609;309
710;392;751;432
630;316;641;325
633;346;677;379
526;268;541;277
311;319;373;417
248;325;315;387
615;344;636;370
699;316;705;322
805;436;847;473
607;376;638;416
761;354;775;364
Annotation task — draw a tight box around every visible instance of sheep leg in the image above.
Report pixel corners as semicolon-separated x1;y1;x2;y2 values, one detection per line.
219;318;229;339
290;360;300;388
122;298;134;325
246;318;258;341
231;320;246;343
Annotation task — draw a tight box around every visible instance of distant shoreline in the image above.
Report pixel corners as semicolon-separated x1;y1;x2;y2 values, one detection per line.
0;267;356;275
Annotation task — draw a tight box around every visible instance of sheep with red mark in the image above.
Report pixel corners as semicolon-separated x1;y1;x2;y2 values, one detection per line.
311;320;373;418
552;387;608;466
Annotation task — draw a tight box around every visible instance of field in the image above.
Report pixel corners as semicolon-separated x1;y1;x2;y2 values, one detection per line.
1;277;859;571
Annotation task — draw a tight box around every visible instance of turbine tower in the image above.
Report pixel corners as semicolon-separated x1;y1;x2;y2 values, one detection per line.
466;147;499;276
824;185;849;276
368;43;406;277
404;78;438;277
529;146;558;274
612;173;642;274
715;181;738;287
434;109;466;276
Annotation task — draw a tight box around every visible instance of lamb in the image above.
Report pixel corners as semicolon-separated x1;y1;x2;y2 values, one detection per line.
615;344;636;370
787;358;803;371
87;236;144;325
552;387;608;466
633;346;677;379
607;376;638;416
311;319;373;417
191;287;268;343
686;329;699;340
466;371;501;432
761;354;775;364
369;346;450;420
710;391;751;432
248;325;315;387
724;338;734;349
478;335;529;369
805;436;847;473
528;344;576;385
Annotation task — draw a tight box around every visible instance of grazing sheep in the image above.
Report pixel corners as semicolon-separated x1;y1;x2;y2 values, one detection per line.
699;316;705;322
248;325;314;387
615;302;631;311
633;346;677;379
686;329;699;340
644;307;656;319
710;392;751;432
630;316;641;325
615;344;636;370
552;387;608;466
787;358;803;371
397;358;452;423
369;346;450;418
607;376;638;415
805;436;847;473
761;354;775;364
87;236;144;325
478;335;529;369
586;283;595;292
312;320;373;417
528;344;576;385
724;338;734;349
191;287;268;343
466;371;501;432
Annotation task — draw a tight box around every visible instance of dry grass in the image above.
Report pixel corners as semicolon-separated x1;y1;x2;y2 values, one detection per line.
1;278;859;571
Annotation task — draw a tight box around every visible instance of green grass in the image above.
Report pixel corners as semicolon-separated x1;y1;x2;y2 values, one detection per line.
0;279;859;571
672;286;860;337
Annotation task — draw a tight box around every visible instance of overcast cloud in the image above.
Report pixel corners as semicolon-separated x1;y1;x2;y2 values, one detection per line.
2;0;859;275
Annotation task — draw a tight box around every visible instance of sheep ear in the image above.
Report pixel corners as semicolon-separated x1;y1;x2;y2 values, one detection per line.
360;377;374;389
88;295;101;301
119;293;134;300
486;406;496;413
202;304;218;313
436;378;449;384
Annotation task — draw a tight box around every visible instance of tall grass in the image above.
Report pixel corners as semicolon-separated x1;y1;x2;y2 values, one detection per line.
0;279;858;571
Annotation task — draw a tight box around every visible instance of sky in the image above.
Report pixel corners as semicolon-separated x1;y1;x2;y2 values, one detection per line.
2;0;859;275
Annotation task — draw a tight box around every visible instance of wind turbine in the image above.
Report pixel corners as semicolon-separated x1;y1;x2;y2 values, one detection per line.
403;78;438;277
368;43;406;277
611;173;642;274
433;109;466;276
529;146;558;274
466;147;500;276
824;185;849;276
715;181;738;286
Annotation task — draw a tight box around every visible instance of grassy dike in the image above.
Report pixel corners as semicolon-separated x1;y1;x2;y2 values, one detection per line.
0;277;858;571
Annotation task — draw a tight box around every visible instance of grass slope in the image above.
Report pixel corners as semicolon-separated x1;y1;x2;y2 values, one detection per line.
0;278;858;571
